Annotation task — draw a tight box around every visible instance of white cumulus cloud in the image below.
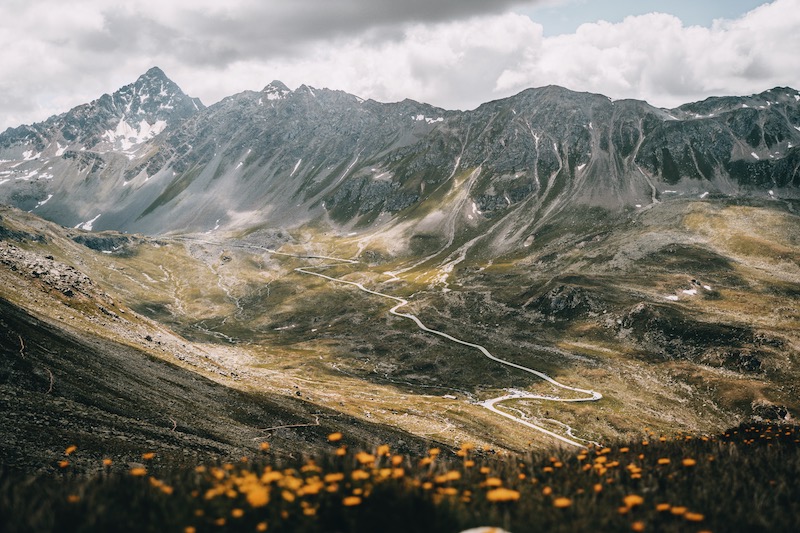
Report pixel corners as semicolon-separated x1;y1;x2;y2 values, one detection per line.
0;0;798;131
496;0;800;107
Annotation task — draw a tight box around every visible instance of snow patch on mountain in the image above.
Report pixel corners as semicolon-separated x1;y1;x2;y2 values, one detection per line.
414;115;443;124
291;159;302;177
33;194;53;209
15;170;39;181
104;117;167;150
74;214;102;231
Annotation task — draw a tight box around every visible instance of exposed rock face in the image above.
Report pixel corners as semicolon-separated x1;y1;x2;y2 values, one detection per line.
751;400;791;421
615;302;784;374
527;284;601;319
0;69;798;239
0;242;103;301
70;232;140;256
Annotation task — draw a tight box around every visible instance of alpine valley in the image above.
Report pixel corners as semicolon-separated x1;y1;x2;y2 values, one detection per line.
1;67;799;468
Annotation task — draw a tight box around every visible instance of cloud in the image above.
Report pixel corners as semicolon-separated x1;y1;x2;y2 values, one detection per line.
194;0;800;112
496;0;800;107
0;0;541;130
50;0;537;66
211;13;544;111
0;0;798;131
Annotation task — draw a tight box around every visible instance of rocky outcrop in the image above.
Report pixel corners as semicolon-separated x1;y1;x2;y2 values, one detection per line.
615;302;779;374
526;284;602;319
0;241;106;302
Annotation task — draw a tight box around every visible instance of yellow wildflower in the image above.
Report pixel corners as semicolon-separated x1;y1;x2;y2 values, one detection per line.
486;488;520;502
246;487;270;508
343;496;362;506
355;452;376;465
351;470;370;481
553;497;572;508
623;494;644;508
324;473;345;483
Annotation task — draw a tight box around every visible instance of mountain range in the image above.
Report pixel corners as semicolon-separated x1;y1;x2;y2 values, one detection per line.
1;67;797;243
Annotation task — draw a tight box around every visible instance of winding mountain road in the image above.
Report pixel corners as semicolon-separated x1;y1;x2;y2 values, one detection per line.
294;261;602;448
176;236;603;448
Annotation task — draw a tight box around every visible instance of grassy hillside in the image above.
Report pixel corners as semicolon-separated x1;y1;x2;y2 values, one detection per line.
1;423;797;532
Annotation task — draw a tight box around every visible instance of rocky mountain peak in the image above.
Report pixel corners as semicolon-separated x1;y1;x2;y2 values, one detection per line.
105;66;204;122
262;80;292;101
0;67;204;157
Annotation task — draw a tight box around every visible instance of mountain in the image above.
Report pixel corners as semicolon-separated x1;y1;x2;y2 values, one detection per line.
0;67;203;155
0;69;797;242
0;67;205;230
1;70;799;459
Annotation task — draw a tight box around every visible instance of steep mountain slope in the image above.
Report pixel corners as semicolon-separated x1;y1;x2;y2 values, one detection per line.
0;70;797;246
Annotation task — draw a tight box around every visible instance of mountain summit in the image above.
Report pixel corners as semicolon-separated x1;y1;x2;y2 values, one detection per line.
0;67;204;156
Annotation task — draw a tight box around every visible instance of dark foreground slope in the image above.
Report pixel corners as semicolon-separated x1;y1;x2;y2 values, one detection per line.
0;295;432;473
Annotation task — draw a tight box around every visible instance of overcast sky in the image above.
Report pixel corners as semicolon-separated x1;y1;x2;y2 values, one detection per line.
1;0;798;131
